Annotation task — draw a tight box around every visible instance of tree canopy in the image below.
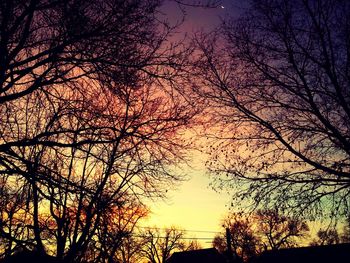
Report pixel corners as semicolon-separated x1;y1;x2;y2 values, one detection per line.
213;209;309;262
0;0;196;261
192;0;350;219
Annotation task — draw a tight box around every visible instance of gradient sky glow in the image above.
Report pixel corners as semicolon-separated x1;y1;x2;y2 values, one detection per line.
143;1;242;246
144;1;348;248
144;158;231;246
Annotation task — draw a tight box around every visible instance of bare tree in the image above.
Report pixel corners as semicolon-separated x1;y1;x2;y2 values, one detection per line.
254;209;309;250
309;215;350;245
341;216;350;243
0;176;32;257
192;0;350;219
213;213;261;262
185;239;202;251
81;198;149;263
0;77;194;261
113;233;146;263
140;227;190;263
310;228;340;246
213;210;309;261
0;0;196;261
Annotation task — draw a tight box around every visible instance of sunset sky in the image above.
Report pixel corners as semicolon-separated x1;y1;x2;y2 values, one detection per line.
143;0;240;246
143;0;334;245
144;157;231;245
142;1;348;247
1;0;348;261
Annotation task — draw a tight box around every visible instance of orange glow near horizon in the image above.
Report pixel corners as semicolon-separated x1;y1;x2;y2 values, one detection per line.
142;152;231;247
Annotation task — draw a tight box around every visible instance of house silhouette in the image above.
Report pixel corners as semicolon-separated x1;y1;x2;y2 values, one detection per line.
0;250;60;263
166;248;227;263
252;243;350;263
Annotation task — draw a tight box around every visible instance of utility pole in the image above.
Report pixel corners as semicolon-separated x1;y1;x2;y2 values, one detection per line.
226;228;234;263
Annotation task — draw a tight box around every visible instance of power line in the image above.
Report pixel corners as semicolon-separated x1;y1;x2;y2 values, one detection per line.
132;226;223;240
137;226;221;234
132;234;214;240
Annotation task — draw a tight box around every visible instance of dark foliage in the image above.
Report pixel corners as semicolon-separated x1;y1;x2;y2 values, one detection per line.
193;0;350;219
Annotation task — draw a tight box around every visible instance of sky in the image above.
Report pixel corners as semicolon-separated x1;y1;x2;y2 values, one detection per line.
1;0;348;259
142;0;348;247
142;0;243;247
144;156;232;246
160;0;242;31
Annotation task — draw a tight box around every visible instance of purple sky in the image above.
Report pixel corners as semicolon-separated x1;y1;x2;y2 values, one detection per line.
143;0;248;247
161;0;245;33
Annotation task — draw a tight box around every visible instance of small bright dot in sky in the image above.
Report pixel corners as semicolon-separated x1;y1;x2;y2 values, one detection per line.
221;5;225;9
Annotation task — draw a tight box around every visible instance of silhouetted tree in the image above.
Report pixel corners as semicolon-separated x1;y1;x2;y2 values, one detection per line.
0;0;196;261
213;213;261;262
0;77;193;262
255;209;309;250
192;0;350;219
81;198;148;263
140;227;198;263
0;176;31;258
341;215;350;243
213;210;309;261
185;239;202;251
310;228;340;246
112;233;146;263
